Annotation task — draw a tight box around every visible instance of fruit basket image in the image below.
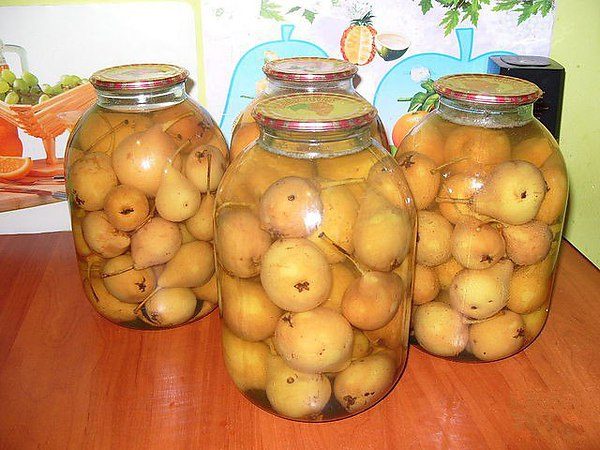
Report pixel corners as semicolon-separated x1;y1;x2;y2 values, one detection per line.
0;82;96;173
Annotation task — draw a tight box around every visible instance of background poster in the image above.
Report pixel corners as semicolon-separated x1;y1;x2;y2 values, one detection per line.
0;0;556;232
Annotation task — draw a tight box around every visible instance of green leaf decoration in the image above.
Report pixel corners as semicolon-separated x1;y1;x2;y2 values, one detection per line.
419;0;433;14
302;9;317;23
440;9;460;36
287;6;301;13
260;0;284;21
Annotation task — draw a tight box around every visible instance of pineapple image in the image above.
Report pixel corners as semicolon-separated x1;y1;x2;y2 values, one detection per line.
340;11;377;66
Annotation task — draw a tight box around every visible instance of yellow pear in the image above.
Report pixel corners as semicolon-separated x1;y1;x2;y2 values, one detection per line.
443;126;511;174
473;161;546;225
139;287;197;327
512;137;554;167
468;310;525;361
158;241;214;288
84;276;137;324
413;301;468;357
222;326;270;391
434;257;463;290
449;259;513;319
102;254;156;304
68;152;118;211
184;145;227;193
185;192;215;241
111;124;179;196
535;157;568;225
131;217;181;269
503;220;552;266
416;211;453;267
451;218;505;269
507;254;554;314
413;264;440;305
321;263;357;313
191;273;218;304
82;211;130;258
103;184;150;232
179;222;196;244
395;151;441;210
437;173;486;224
155;164;201;222
521;302;549;342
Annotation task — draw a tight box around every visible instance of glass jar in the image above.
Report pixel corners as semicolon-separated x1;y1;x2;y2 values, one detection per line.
215;92;416;421
229;57;390;160
65;64;228;329
397;74;568;362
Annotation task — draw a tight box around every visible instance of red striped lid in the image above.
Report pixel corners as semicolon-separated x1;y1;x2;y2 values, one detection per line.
90;64;188;91
263;57;358;83
434;74;542;105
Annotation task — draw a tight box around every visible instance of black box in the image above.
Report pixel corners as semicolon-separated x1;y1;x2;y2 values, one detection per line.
488;55;565;141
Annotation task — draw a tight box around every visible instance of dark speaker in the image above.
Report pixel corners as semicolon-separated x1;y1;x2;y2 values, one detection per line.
488;55;565;141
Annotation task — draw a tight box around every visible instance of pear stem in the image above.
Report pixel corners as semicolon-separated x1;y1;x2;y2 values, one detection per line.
162;112;195;133
133;287;160;314
430;157;468;174
130;203;157;234
171;138;193;160
87;119;129;152
318;232;366;275
319;177;365;190
206;151;213;194
101;265;134;279
435;196;472;204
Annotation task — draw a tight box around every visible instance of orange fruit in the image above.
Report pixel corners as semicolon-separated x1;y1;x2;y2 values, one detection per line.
0;120;23;157
230;122;260;161
392;111;428;148
0;156;33;180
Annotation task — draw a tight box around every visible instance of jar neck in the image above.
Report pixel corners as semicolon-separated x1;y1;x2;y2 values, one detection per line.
264;77;356;96
438;96;534;128
259;125;372;159
95;81;187;112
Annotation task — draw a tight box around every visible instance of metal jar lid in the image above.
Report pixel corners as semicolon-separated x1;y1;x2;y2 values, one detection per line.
90;64;188;91
252;92;376;132
434;74;542;105
263;57;358;83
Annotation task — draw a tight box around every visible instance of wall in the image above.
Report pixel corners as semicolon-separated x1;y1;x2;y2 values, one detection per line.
551;0;600;267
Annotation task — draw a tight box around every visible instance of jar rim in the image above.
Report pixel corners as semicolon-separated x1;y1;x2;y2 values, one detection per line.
252;92;376;132
90;64;188;91
263;57;358;83
434;74;542;106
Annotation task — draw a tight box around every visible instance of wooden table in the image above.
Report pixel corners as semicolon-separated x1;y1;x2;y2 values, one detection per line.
1;232;599;449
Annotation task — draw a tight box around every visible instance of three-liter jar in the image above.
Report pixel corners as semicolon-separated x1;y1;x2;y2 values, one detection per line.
65;64;228;329
397;74;568;362
215;92;416;421
230;57;390;159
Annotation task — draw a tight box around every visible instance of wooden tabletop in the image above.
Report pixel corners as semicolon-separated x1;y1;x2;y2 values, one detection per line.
0;232;599;450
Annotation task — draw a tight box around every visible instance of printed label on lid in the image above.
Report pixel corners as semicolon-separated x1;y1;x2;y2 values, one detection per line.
434;74;541;105
269;57;356;76
90;64;188;89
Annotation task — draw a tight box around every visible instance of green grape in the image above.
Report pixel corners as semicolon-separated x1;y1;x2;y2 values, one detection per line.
0;92;5;102
41;84;54;95
12;78;29;93
5;91;19;104
0;80;9;94
38;94;50;104
1;69;16;85
22;71;39;87
30;85;41;95
62;75;81;88
52;83;65;94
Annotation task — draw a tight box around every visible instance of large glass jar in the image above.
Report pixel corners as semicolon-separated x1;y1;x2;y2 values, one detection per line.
65;64;228;329
215;92;416;421
229;57;390;160
397;74;568;362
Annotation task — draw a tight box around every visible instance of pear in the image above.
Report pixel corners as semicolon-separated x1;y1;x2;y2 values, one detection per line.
449;259;513;320
103;184;150;231
179;222;196;244
307;185;358;262
443;126;511;174
512;137;554;167
437;174;486;224
153;103;216;150
398;121;445;165
84;276;137;324
416;211;453;267
185;193;215;241
222;326;270;391
215;207;272;278
413;264;440;305
353;191;413;271
341;272;403;331
102;254;156;304
111;124;179;196
321;263;357;313
72;215;92;257
521;302;549;342
184;145;227;193
535;157;568;225
507;253;554;314
451;218;505;269
351;330;372;360
221;273;283;342
503;220;552;266
413;301;468;357
155;164;201;222
473;161;546;225
158;241;214;288
434;257;463;290
395;151;441;210
139;287;197;327
82;211;130;258
131;217;181;269
364;304;409;350
468;310;525;361
68;152;118;211
366;161;413;209
77;111;153;153
192;273;218;304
